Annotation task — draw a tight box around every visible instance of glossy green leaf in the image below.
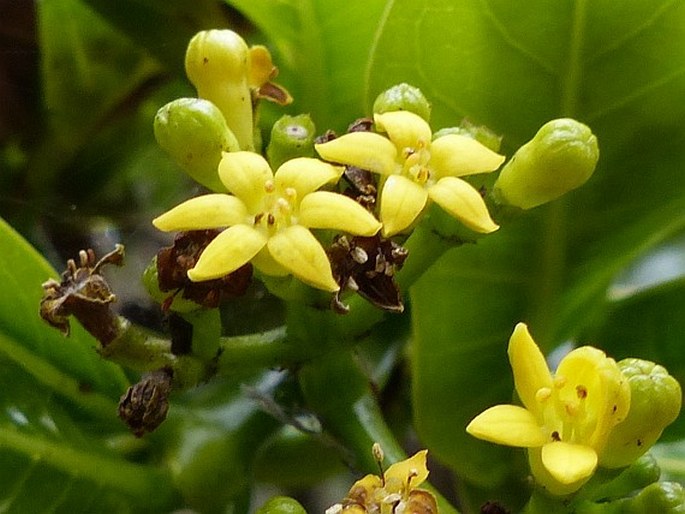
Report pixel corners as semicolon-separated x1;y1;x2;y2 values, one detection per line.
366;0;685;494
226;0;387;132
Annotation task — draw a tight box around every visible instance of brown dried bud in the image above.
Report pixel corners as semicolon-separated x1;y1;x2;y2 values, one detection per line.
480;501;511;514
406;490;438;514
156;230;252;310
118;368;173;437
328;235;408;313
40;245;124;345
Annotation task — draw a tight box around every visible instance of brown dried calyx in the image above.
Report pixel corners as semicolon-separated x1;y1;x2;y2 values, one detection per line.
156;230;252;310
328;234;408;314
40;245;125;345
118;368;173;437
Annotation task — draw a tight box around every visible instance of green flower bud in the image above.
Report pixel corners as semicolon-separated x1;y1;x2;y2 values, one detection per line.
601;359;682;469
372;83;431;122
433;121;502;153
266;114;317;170
255;496;307;514
621;481;684;513
493;118;599;209
185;29;254;150
154;97;238;192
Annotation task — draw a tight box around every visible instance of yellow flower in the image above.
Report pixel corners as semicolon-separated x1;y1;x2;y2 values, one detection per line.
315;110;505;236
153;152;381;292
329;449;436;514
466;323;631;495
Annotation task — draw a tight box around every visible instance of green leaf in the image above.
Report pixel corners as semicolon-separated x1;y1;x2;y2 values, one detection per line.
0;360;176;513
366;0;685;495
226;0;387;132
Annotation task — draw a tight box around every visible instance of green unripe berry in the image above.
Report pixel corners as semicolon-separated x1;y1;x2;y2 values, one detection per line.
154;97;239;192
255;496;307;514
266;114;317;170
373;83;431;122
601;358;682;469
185;29;254;150
493;118;599;209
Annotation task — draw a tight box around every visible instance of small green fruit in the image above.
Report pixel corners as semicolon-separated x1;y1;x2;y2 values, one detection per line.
255;496;307;514
373;83;431;122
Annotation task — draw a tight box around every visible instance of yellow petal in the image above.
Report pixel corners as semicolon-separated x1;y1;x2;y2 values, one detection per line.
428;177;499;233
187;224;267;281
274;158;343;199
315;132;398;175
380;175;429;237
555;346;631;450
507;323;553;417
541;441;597;485
384;450;429;491
299;191;381;235
466;404;547;447
374;111;432;151
266;225;339;292
430;134;505;178
218;151;273;210
251;247;289;276
152;194;248;232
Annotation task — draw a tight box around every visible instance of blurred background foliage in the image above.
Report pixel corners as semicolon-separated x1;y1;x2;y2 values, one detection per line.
0;0;684;512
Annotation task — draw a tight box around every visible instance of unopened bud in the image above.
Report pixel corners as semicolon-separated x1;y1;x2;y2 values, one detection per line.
493;118;599;209
185;30;254;150
601;358;681;469
154;98;239;192
373;83;431;122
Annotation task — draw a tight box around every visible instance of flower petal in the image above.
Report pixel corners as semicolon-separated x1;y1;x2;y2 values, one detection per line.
266;225;339;291
555;346;631;450
466;404;547;447
379;175;429;236
218;151;273;210
152;194;248;232
430;134;505;178
315;132;398;175
428;177;499;233
274;157;343;199
187;225;267;281
374;111;432;151
541;441;597;485
384;450;429;491
299;191;381;235
507;323;553;417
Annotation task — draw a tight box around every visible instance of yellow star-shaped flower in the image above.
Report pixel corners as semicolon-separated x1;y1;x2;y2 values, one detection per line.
466;323;631;495
315;111;505;236
153;152;381;292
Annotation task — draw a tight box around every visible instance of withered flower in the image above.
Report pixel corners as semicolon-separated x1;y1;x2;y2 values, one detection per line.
328;234;408;314
156;230;253;311
118;368;173;437
40;245;124;345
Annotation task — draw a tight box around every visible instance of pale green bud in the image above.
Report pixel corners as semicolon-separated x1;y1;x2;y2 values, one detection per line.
433;121;502;153
154;97;239;192
266;114;316;169
185;29;254;150
493;118;599;209
601;358;682;469
256;496;307;514
372;83;431;122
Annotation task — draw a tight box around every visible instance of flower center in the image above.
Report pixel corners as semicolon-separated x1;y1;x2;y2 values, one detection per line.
536;376;592;445
401;139;431;185
252;180;298;234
